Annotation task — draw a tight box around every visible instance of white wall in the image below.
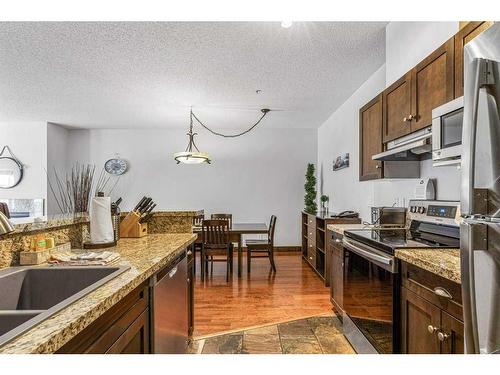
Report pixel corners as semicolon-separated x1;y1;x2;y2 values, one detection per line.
46;123;70;214
386;22;459;86
318;22;464;222
318;65;386;221
0;122;47;202
63;126;317;246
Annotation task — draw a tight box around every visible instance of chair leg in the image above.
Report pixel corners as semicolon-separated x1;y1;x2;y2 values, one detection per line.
201;247;205;282
210;255;213;274
269;248;277;272
247;248;251;274
226;246;230;282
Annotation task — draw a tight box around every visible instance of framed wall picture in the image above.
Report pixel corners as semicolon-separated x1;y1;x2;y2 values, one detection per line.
333;153;349;171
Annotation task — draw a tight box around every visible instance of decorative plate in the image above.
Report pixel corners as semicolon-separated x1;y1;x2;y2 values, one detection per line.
104;158;128;175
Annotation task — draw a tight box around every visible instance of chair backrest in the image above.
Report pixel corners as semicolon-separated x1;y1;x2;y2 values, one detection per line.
192;213;204;227
268;215;277;246
202;219;230;247
210;213;232;228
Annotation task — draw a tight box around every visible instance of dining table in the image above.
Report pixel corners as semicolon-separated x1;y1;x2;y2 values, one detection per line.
193;222;268;277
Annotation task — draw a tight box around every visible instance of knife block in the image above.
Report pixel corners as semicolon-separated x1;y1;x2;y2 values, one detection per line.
120;211;148;238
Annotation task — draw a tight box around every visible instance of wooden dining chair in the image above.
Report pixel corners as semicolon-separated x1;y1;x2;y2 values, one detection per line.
210;213;232;228
245;215;277;273
191;213;204;274
201;219;233;282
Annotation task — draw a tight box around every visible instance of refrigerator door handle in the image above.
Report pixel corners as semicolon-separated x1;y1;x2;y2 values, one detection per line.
461;58;485;217
461;222;480;353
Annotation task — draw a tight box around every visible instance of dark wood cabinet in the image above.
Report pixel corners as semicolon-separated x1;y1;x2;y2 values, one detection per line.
454;21;494;97
328;230;344;317
359;94;383;181
401;287;441;354
400;261;464;354
441;311;465;354
302;212;360;285
57;282;150;354
411;38;455;131
382;72;412;142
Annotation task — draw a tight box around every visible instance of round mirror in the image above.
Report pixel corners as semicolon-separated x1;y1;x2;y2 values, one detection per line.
0;157;23;189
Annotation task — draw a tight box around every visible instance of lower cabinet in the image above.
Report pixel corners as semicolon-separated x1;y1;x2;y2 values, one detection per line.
400;262;464;354
57;248;193;354
57;282;151;354
327;230;344;318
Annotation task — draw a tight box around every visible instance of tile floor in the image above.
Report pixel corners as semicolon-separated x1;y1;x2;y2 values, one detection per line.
188;314;355;354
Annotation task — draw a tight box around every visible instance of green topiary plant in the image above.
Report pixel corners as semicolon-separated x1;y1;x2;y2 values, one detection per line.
304;163;318;214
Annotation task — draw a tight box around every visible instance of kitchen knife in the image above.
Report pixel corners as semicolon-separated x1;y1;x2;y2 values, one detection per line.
115;197;122;207
138;198;153;213
139;203;156;223
133;196;147;212
141;201;155;215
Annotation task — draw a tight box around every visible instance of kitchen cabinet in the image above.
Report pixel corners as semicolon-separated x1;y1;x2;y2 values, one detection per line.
359;94;383;181
57;249;192;354
57;282;151;354
383;39;454;142
328;229;344;317
400;261;464;354
382;72;412;142
410;38;455;131
302;212;360;285
454;21;494;97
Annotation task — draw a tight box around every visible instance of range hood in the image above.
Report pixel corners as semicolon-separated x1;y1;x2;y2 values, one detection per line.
372;127;432;161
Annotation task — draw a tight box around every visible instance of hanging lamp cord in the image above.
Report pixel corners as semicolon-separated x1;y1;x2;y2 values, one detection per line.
190;108;270;138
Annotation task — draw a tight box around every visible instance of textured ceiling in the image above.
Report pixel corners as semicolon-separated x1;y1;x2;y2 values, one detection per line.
0;22;386;129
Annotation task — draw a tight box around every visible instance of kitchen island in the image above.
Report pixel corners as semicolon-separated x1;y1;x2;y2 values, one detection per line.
0;233;196;354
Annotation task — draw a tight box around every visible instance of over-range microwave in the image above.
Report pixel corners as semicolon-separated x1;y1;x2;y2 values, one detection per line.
431;96;464;166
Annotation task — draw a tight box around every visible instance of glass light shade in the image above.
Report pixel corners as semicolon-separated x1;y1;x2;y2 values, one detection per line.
174;151;211;164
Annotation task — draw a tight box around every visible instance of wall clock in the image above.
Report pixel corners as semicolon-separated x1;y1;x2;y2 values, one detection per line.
104;158;128;175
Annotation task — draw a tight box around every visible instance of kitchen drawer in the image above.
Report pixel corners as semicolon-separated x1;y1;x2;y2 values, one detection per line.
307;229;316;243
307;245;316;266
401;262;462;321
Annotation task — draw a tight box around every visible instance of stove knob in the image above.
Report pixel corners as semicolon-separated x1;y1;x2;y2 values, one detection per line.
410;206;416;213
417;206;425;214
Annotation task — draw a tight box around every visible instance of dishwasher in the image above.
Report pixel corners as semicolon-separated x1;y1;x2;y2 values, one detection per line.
150;252;188;354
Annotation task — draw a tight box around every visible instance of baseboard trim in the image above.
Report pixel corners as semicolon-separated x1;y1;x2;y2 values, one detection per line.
240;246;301;252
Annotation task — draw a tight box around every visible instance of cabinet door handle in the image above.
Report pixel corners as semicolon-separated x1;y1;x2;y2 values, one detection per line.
375;164;381;169
427;325;439;334
434;287;453;300
335;239;341;243
438;331;450;342
187;250;193;256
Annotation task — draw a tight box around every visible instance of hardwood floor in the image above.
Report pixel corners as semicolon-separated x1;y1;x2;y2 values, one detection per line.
193;252;332;337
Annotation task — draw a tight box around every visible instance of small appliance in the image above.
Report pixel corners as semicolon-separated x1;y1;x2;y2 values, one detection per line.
370;207;406;227
432;96;464;167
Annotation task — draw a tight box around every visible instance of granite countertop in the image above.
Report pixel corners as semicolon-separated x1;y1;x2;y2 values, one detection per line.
326;223;373;235
395;248;461;284
0;233;196;354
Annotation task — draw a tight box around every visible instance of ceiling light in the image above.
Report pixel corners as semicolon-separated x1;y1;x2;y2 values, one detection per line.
281;21;293;28
174;110;211;165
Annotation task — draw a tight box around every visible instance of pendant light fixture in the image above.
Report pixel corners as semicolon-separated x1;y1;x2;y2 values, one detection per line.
174;108;270;165
174;109;211;164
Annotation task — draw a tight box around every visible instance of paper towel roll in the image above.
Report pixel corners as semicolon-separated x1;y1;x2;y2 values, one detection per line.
90;196;115;244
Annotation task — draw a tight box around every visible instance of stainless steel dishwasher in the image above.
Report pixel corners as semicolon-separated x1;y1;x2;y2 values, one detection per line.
150;252;188;354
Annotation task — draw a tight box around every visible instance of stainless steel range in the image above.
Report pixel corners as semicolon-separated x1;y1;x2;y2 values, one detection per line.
342;199;461;354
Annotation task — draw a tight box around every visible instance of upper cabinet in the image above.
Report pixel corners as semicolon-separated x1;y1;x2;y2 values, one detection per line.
360;21;493;179
383;39;455;143
454;21;494;97
410;39;455;132
359;94;383;180
382;72;412;142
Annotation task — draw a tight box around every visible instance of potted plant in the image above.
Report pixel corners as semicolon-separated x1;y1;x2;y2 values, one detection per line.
304;163;317;214
320;194;329;215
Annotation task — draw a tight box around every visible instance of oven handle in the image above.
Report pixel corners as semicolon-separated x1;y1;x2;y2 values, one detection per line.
342;238;393;266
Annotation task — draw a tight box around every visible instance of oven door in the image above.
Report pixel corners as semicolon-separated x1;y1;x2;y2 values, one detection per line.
342;238;399;354
432;97;464;166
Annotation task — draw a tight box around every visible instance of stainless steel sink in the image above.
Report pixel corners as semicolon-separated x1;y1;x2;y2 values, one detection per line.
0;265;129;347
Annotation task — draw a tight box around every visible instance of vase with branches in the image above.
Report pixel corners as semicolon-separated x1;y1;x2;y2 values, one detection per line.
320;194;329;215
304;163;317;214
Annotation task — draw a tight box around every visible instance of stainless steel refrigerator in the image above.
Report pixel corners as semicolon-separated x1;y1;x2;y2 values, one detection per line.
461;21;500;354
